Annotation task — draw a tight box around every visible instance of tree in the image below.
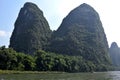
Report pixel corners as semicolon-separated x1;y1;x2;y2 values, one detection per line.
23;55;35;70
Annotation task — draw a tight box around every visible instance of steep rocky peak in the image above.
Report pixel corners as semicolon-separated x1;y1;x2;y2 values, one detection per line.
57;3;101;35
68;3;98;17
10;2;51;54
79;3;94;9
23;2;41;11
24;2;37;7
110;42;119;49
76;3;94;11
109;42;120;66
19;2;43;20
49;3;110;65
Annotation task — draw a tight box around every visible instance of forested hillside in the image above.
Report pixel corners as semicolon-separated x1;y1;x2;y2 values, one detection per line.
0;46;112;72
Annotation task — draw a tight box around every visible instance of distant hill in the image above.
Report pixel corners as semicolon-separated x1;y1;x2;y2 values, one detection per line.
48;3;110;64
109;42;120;66
9;2;52;55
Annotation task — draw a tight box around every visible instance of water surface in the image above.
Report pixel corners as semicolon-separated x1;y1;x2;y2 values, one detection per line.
0;71;120;80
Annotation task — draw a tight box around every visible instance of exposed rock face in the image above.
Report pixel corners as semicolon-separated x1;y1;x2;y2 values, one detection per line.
109;42;120;66
49;3;110;64
9;2;52;54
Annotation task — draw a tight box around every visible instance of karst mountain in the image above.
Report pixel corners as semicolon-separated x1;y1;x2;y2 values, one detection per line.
109;42;120;66
9;2;52;54
49;3;110;64
10;2;110;65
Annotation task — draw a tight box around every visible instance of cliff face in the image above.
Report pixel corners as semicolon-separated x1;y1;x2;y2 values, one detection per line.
9;2;52;54
109;42;120;66
49;3;110;64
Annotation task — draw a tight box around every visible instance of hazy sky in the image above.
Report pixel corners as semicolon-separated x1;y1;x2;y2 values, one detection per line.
0;0;120;47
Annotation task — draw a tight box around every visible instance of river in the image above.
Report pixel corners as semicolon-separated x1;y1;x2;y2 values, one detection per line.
0;71;120;80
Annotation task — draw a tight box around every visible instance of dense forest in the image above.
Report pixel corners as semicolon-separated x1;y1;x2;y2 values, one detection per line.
0;46;112;72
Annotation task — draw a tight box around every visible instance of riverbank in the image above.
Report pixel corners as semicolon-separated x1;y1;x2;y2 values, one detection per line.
0;70;66;74
0;71;120;80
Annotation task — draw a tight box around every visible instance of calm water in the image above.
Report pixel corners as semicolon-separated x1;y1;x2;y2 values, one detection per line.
0;71;120;80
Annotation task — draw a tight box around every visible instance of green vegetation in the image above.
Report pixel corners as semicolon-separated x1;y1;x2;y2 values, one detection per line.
0;46;35;71
0;70;65;74
0;46;112;72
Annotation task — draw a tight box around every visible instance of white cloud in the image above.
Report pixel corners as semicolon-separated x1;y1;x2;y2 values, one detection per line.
0;30;6;37
0;30;11;37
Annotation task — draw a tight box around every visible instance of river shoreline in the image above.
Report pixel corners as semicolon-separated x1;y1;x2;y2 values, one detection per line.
0;71;120;80
0;70;66;74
